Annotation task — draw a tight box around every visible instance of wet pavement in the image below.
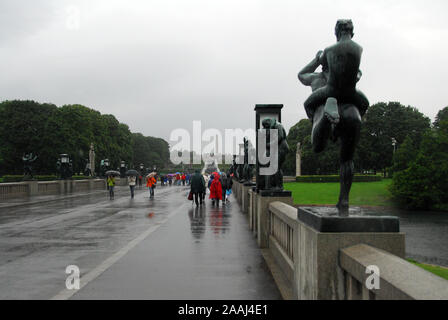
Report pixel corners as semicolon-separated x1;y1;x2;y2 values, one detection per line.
1;186;446;300
0;186;281;300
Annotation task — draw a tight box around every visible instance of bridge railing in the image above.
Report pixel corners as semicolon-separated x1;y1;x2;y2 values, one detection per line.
268;202;296;283
0;182;29;200
340;244;448;300
0;179;107;200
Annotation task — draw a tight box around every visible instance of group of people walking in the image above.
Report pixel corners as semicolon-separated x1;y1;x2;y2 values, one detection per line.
106;170;233;205
190;170;233;207
106;173;157;200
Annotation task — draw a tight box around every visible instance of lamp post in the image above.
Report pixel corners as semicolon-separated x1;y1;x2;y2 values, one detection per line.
120;160;126;178
60;154;70;179
391;138;397;155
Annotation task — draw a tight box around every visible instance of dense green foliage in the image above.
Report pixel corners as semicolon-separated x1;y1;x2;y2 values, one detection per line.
284;180;394;207
296;175;382;183
283;119;340;175
284;102;431;176
0;100;171;175
390;108;448;210
2;175;58;182
357;102;430;175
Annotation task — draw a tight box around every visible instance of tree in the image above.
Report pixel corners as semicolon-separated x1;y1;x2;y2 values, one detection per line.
0;100;171;176
434;106;448;128
390;115;448;210
284;119;339;175
356;102;431;175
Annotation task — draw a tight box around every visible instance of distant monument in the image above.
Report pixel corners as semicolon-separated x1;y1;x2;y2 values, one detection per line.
89;143;95;177
296;142;302;177
298;19;369;216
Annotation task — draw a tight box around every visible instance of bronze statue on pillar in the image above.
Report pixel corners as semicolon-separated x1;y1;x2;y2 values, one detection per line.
298;19;369;216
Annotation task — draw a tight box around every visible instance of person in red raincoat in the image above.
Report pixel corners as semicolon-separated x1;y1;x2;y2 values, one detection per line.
209;173;223;206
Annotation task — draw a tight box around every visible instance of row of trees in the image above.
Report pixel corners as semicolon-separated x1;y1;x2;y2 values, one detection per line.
390;107;448;210
0;100;171;175
283;102;448;210
284;102;432;176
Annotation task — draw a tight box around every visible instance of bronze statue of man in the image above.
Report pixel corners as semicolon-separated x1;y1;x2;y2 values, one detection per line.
261;118;290;190
298;19;369;215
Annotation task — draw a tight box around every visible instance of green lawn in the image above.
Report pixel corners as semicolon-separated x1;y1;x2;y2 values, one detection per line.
408;259;448;280
284;179;394;207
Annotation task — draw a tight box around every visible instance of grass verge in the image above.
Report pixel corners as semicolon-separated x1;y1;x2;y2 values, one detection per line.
407;259;448;280
284;179;394;207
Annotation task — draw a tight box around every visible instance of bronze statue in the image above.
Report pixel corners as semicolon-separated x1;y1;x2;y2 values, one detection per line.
242;137;255;183
299;19;369;216
23;153;37;180
260;118;289;190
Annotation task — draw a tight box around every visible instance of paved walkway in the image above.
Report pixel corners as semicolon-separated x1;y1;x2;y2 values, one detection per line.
0;185;281;300
69;190;281;300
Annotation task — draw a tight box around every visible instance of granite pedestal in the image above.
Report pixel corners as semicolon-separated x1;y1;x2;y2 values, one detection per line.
294;206;405;300
256;190;293;248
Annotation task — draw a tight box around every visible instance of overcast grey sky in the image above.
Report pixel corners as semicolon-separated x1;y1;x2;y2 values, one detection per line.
1;0;447;147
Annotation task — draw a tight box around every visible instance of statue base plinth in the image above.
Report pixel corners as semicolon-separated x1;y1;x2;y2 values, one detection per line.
297;207;399;233
259;189;292;198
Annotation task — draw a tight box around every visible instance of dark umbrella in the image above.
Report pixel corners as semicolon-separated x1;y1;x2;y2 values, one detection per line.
105;170;120;176
126;169;139;176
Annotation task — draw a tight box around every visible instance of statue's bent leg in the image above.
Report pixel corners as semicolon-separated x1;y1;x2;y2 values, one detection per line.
353;90;370;117
324;97;340;124
304;86;333;114
337;105;362;216
311;105;331;153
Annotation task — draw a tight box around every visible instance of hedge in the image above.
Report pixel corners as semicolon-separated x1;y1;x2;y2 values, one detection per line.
1;175;58;183
296;175;382;183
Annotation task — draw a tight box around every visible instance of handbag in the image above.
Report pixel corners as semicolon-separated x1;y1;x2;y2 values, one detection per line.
188;191;193;201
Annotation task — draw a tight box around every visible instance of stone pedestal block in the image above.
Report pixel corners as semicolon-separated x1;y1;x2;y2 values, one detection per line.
256;191;293;248
295;207;405;300
27;181;38;196
241;183;255;214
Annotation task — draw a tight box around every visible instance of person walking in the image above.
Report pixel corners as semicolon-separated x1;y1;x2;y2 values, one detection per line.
181;173;186;186
224;173;233;203
128;175;136;198
107;175;116;200
221;173;229;204
190;170;206;206
146;175;156;198
209;173;223;206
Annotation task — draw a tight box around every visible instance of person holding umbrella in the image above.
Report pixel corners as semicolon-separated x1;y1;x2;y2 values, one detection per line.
126;169;139;199
146;173;157;198
106;171;119;200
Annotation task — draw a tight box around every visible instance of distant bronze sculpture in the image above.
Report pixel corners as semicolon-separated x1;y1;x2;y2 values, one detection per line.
260;118;289;190
298;19;369;216
23;153;37;180
242;138;255;183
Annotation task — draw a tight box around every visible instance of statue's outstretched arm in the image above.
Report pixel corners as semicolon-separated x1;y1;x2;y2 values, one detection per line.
298;51;322;86
357;70;362;82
